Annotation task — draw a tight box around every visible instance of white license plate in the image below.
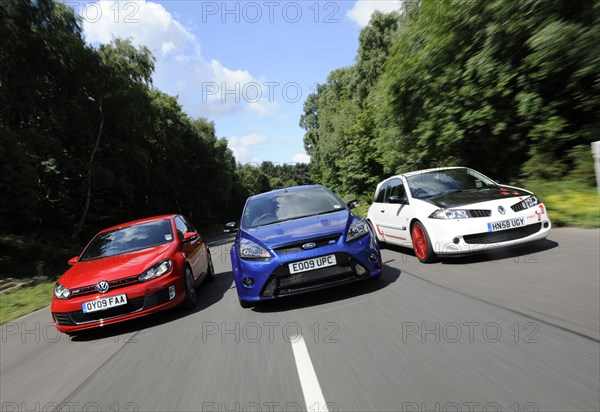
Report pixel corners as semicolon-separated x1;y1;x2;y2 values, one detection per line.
289;255;337;274
82;294;127;313
487;218;525;232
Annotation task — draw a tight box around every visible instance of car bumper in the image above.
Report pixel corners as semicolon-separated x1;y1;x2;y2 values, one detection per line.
51;273;186;333
427;206;552;255
231;234;382;302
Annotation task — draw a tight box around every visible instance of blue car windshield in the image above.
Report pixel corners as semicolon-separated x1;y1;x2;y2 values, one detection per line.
242;187;346;228
80;219;174;261
406;168;497;200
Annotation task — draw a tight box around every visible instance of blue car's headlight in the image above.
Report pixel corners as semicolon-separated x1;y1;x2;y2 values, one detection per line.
346;218;369;242
239;238;271;259
139;259;172;282
429;209;470;219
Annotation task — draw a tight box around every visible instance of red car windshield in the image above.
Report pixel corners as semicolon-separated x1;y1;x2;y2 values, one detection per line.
79;219;174;261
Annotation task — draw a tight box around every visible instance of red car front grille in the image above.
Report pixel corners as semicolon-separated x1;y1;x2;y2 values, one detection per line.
70;275;140;297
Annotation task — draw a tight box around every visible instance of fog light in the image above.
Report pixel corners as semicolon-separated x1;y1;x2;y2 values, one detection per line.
354;264;367;275
453;237;460;244
242;277;254;288
544;222;549;228
168;285;176;300
368;253;378;262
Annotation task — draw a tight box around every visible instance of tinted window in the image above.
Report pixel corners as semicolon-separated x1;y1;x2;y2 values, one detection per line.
406;168;497;199
386;179;405;202
174;216;189;241
375;182;387;203
80;219;174;261
242;187;346;229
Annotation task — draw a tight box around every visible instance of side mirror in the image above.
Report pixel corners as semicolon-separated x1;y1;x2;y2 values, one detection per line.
68;256;78;266
224;222;238;232
388;196;407;204
183;231;199;241
346;199;359;210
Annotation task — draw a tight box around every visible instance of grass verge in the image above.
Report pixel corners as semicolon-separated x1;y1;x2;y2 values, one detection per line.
0;281;54;324
523;180;599;228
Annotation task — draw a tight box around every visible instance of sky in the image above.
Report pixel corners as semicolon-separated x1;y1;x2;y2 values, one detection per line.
65;1;404;165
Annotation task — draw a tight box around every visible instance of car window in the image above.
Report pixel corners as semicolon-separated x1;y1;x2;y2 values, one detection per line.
80;219;174;261
375;182;387;203
406;168;497;199
386;179;405;202
174;216;189;241
180;216;196;233
242;187;346;228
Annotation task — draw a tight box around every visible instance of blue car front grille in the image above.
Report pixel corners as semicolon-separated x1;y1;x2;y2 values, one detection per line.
259;252;369;298
271;233;342;254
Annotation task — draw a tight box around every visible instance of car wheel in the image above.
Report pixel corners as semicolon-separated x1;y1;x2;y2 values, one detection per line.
411;221;437;263
206;252;215;282
239;299;254;309
183;266;198;309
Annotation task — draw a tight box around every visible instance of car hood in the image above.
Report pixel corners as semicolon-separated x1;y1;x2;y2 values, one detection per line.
59;243;173;288
243;210;349;248
424;186;531;208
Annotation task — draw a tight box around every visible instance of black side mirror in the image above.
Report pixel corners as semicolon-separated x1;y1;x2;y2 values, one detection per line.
346;199;359;210
224;222;238;232
388;196;407;204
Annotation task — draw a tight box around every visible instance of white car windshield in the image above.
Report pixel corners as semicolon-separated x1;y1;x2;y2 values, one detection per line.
406;168;497;200
242;187;346;228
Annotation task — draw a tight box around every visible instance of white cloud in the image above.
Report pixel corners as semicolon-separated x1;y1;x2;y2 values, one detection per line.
346;0;403;27
81;1;277;118
228;133;268;164
292;152;311;164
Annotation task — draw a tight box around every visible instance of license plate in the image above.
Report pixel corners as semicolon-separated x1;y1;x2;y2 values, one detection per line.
289;255;337;274
487;218;525;232
82;294;127;313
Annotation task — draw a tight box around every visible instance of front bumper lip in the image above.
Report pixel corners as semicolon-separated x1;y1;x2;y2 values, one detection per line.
232;234;382;302
426;210;551;255
51;273;185;333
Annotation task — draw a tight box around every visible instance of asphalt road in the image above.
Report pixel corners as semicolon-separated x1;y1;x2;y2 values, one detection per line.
1;228;599;412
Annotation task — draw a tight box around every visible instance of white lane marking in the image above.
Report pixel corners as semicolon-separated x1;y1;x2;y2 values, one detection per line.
290;334;329;412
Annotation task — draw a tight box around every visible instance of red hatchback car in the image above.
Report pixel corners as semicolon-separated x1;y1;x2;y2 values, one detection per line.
51;215;214;334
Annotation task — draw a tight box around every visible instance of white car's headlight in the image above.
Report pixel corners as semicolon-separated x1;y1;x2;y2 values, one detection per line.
54;282;71;299
239;238;271;259
346;219;369;242
139;259;172;282
429;209;470;219
523;196;539;208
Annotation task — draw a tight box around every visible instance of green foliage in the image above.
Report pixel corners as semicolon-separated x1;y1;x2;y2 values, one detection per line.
521;179;599;228
0;0;248;276
301;0;599;203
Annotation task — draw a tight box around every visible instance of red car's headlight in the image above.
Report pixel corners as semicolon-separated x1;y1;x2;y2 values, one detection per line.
139;259;172;282
54;282;71;299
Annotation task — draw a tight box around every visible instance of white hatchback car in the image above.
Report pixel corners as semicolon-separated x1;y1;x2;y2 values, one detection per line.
367;167;551;262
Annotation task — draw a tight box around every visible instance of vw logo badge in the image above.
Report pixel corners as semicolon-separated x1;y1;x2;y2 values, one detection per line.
302;242;317;250
97;280;109;293
498;206;506;215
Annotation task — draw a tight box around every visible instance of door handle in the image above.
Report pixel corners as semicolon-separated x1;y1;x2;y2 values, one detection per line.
380;210;385;213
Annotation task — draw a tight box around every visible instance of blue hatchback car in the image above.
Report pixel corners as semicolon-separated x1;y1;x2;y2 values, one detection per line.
229;185;382;308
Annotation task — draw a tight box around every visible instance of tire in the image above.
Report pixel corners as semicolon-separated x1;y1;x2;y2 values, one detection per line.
205;252;215;282
239;299;254;309
411;221;437;263
183;266;198;309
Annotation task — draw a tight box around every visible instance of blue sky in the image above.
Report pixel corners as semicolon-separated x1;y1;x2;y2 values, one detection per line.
69;1;403;164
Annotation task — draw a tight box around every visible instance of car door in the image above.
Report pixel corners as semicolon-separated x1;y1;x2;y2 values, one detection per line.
376;178;411;246
175;216;205;282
